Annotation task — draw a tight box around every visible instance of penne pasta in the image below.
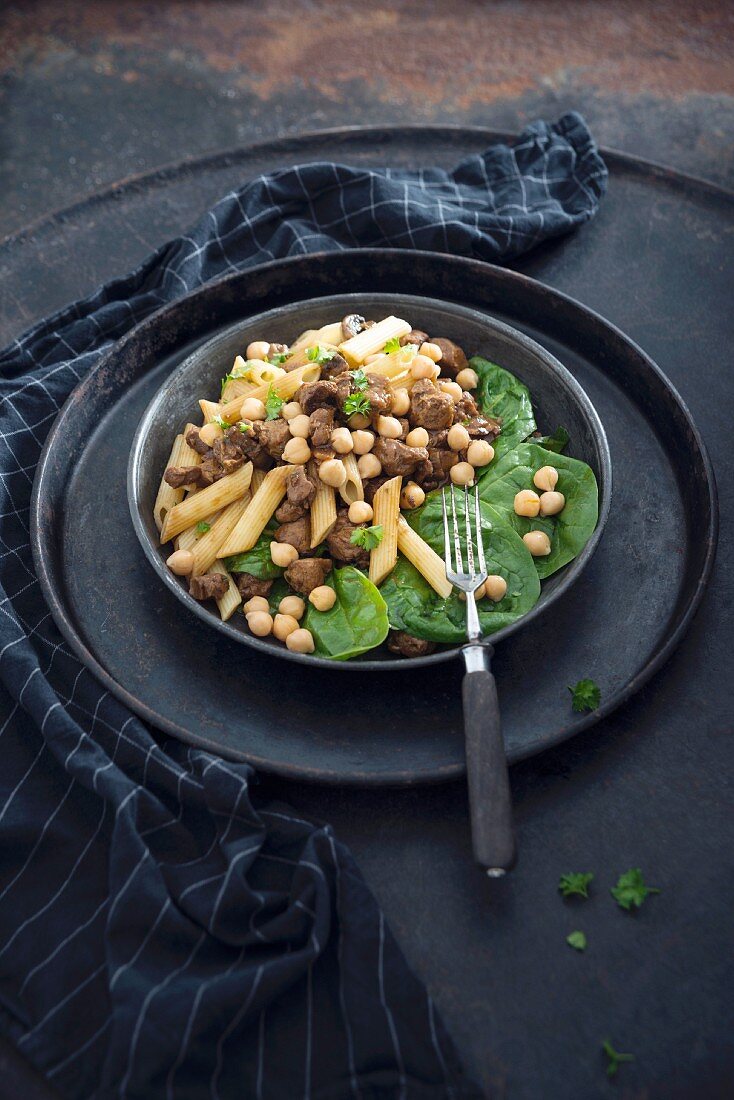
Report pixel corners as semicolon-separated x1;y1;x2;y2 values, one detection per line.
215;363;322;424
200;399;220;424
217;464;293;556
363;347;417;381
309;462;337;546
176;509;222;552
160;463;252;544
288;328;320;353
339;316;411;367
396;516;453;598
153;429;201;532
369;475;401;586
209;560;242;621
309;321;345;346
190;497;251;575
387;369;415;392
250;467;267;494
338;453;364;505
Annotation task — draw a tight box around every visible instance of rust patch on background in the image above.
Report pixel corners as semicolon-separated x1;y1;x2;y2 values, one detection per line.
1;0;733;107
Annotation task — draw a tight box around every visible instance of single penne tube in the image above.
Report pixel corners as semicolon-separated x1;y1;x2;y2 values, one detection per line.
396;517;453;598
176;509;222;552
153;430;202;532
217;464;293;556
339;316;411;367
309;462;337;546
160;463;252;544
288;328;320;353
250;467;267;494
216;363;321;423
190;497;251;574
369;475;401;586
200;399;220;424
387;370;415;392
338;453;364;505
363;346;417;380
309;321;345;346
209;560;242;621
284;343;340;371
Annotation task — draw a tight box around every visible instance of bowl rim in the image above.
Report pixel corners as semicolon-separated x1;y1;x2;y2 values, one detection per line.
127;290;612;670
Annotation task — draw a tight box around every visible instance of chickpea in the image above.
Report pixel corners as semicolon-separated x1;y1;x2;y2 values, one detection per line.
539;490;566;517
288;414;311;438
514;489;541;518
319;458;347;488
281;400;303;421
533;465;559;492
351;429;375;455
523;530;552;557
467;440;495;467
357;453;382;479
419;341;442;363
246;611;273;637
447;423;471;451
377;415;403;439
309;585;337;612
286;627;315;654
439;380;463;402
199;421;224;447
456;367;479;390
279;595;305;620
484;574;508;602
282;437;311;465
273;613;300;642
348;500;374;524
400;482;425;510
450;462;475;486
410;355;438;380
331;427;354;454
244;596;270;614
246;340;271;361
474;581;487;601
405;426;429;448
240;397;267;421
390;388;411;416
348;412;371;431
166;549;194;576
270;541;299;567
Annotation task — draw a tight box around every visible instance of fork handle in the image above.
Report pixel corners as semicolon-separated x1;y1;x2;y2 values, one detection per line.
462;644;517;875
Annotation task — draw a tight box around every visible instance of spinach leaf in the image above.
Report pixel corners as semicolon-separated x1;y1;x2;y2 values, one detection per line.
536;426;570;453
379;491;540;643
304;566;389;660
471;356;536;458
224;523;283;580
478;442;598;579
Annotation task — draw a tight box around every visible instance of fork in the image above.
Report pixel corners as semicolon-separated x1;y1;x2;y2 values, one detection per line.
442;484;517;876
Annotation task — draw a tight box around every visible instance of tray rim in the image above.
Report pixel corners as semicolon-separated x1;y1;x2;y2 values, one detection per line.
30;251;719;784
2;124;732;256
127;291;611;670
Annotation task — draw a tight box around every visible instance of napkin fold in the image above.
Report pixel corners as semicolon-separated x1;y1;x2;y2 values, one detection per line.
0;114;605;1099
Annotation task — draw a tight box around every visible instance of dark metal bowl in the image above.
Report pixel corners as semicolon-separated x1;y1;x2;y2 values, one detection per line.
128;292;611;669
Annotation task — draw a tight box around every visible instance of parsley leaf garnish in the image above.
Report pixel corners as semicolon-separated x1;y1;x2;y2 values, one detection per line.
269;352;288;365
350;368;369;392
383;336;401;353
213;415;231;430
602;1039;635;1078
306;345;336;364
238;421;251;433
343;391;371;418
569;679;601;713
265;386;284;420
350;525;384;551
566;930;587;951
195;521;211;537
558;872;594;899
611;868;660;911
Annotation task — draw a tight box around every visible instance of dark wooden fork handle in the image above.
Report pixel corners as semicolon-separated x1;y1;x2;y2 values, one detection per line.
462;644;517;875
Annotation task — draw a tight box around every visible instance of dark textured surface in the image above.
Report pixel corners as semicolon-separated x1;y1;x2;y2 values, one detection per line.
1;4;733;1098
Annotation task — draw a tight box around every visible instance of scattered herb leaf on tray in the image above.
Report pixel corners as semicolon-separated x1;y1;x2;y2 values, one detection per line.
602;1039;635;1078
569;679;601;713
566;931;587;951
558;872;594;898
611;868;660;911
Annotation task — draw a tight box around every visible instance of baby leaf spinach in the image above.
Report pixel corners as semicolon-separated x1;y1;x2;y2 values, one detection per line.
379;492;540;643
304;566;389;660
470;356;536;458
478;442;598;579
224;524;283;580
536;426;570;453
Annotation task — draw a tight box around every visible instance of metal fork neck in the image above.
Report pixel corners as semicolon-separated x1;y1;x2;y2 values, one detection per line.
463;640;494;672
